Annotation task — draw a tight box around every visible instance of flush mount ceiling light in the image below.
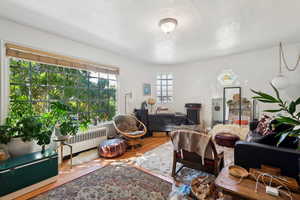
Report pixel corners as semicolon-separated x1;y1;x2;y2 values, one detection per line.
159;18;178;34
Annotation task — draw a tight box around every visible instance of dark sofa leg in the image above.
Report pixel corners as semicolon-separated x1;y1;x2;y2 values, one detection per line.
171;151;177;177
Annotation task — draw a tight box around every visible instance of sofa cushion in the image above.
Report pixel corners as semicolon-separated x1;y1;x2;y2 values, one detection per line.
255;115;272;136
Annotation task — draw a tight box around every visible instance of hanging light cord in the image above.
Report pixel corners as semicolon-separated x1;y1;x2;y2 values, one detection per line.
279;42;300;72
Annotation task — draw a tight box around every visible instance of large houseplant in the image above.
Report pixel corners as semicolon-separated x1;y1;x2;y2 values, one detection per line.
251;84;300;145
0;101;41;156
0;101;87;156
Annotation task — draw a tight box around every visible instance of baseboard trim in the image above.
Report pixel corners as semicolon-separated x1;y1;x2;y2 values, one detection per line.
0;176;58;200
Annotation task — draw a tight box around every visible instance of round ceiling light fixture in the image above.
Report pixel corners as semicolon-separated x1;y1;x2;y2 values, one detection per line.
159;18;178;34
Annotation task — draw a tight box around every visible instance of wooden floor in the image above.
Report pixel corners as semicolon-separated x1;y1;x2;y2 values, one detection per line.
16;134;171;200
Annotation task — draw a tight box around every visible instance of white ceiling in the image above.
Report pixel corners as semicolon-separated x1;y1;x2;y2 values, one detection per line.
1;0;300;64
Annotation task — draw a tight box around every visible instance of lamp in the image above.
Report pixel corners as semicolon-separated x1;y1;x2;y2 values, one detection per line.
147;98;156;114
159;18;178;34
271;42;300;89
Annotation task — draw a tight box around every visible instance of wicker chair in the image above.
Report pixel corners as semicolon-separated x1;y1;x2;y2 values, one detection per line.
113;115;147;148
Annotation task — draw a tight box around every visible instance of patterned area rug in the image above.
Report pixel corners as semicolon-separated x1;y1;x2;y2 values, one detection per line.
130;141;234;182
72;141;234;183
32;165;172;200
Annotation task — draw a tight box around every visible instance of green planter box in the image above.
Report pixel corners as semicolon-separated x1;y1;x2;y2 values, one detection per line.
0;150;58;198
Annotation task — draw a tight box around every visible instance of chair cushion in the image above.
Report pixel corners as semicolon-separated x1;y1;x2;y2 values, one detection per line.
115;115;138;132
127;130;144;136
98;139;127;158
215;132;240;148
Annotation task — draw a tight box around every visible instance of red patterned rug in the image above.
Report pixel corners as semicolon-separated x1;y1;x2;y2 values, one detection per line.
32;164;172;200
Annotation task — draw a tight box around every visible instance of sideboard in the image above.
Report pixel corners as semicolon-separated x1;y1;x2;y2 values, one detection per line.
0;149;58;200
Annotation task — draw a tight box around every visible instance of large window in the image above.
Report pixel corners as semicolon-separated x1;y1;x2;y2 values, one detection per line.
9;58;117;121
156;73;173;103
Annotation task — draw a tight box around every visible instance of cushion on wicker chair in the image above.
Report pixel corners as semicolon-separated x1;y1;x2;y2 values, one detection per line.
98;138;127;158
114;115;139;132
127;130;144;135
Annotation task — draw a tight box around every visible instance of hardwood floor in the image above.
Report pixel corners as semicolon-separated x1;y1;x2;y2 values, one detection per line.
15;134;171;200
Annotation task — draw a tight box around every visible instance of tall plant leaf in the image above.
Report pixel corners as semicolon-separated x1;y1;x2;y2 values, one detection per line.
295;97;300;105
251;89;279;103
270;83;283;104
264;109;283;113
277;132;289;146
276;116;300;126
288;101;296;115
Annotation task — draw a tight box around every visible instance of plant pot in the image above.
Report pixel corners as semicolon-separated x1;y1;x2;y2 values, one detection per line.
7;137;34;157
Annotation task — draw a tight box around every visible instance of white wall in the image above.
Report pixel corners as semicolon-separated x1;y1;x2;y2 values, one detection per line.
0;18;157;120
160;44;300;126
1;18;300;127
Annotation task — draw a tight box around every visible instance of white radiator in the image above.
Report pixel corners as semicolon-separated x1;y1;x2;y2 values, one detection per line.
62;127;107;157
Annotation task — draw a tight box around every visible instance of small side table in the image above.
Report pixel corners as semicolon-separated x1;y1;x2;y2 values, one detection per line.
54;138;73;169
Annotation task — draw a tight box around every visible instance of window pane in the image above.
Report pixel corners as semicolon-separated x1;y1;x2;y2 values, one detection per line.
10;84;29;100
31;86;47;101
109;74;116;80
32;101;47;114
49;86;64;101
89;71;98;78
78;88;89;100
10;66;30;83
109;80;117;89
89;77;99;89
64;87;77;101
100;73;108;79
88;89;99;101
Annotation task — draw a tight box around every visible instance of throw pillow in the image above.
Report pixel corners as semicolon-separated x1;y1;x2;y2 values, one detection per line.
255;115;272;136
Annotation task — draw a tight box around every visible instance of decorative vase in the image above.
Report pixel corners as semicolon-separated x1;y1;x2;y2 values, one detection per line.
7;137;34;157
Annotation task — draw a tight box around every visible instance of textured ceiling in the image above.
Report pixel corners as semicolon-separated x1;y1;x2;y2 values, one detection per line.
0;0;300;64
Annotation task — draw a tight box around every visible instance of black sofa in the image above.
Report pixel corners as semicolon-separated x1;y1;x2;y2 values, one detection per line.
234;121;300;181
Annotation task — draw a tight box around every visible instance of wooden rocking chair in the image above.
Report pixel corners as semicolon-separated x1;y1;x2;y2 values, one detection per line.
113;115;147;149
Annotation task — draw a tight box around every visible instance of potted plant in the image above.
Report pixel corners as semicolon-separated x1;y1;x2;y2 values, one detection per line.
48;102;80;140
251;84;300;146
0;101;41;157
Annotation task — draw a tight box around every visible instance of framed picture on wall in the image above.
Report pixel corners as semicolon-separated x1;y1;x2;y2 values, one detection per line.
143;83;151;96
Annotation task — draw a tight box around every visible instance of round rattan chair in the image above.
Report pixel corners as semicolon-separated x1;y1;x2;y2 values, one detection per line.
113;115;147;149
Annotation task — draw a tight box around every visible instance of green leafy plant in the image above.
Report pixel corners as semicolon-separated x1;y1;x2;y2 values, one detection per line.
0;101;38;144
251;84;300;145
0;101;88;152
49;102;78;136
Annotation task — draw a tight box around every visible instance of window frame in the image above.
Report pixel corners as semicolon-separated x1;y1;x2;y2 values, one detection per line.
8;57;118;122
156;72;173;104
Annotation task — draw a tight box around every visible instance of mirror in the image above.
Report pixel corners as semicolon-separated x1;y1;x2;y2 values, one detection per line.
223;87;242;125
